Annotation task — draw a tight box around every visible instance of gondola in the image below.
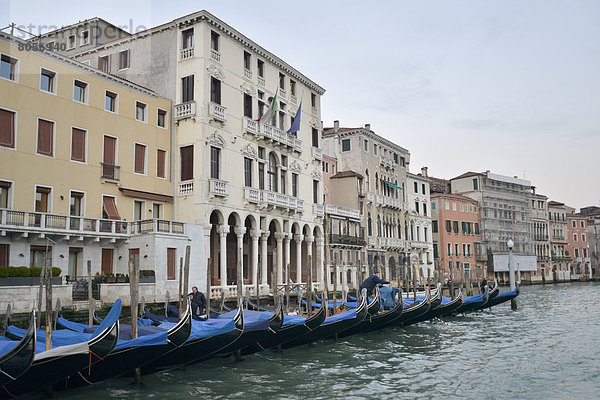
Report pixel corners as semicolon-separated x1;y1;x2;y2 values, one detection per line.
0;311;36;388
477;285;519;310
242;300;327;355
403;284;444;326
1;301;120;399
282;294;368;349
450;286;489;315
488;281;499;299
426;290;463;320
392;289;432;327
54;301;192;389
141;305;244;373
338;287;401;338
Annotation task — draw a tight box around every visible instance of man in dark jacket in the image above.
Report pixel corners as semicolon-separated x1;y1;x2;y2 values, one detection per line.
480;277;487;294
189;286;207;319
359;274;390;297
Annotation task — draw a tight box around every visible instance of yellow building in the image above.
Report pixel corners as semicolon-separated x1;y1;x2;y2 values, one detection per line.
0;32;192;312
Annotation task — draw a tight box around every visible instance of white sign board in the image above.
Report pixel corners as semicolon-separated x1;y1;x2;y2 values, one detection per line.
492;254;537;272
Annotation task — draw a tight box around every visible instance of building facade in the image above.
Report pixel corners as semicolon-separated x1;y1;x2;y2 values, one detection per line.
548;201;571;282
450;171;536;283
566;212;590;280
406;173;434;280
531;192;550;283
61;11;327;298
0;32;194;312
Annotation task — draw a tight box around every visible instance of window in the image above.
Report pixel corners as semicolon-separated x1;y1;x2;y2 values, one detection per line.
135;101;147;122
290;80;296;95
118;50;130;70
423;203;427;216
446;220;452;233
102;136;117;180
152;203;162;219
167;248;176;280
134;143;147;174
242;93;253;118
73;80;88;103
422;184;426;194
447;243;452;256
280;169;287;194
279;73;285;90
180;145;194;181
102;195;120;220
101;249;113;274
453;221;459;233
364;139;368;151
210;77;221;104
37;118;54;156
182;28;194;49
268;153;277;191
311;93;316;108
0;181;11;208
373;144;377;155
341;139;351;152
452;202;457;211
415;202;420;213
581;220;585;228
71;127;86;162
98;55;109;73
455;243;460;256
181;75;194;103
81;30;90;45
30;246;51;268
243;51;251;70
432;220;438;233
258;162;265;190
292;173;298;197
582;234;586;242
134;200;144;220
313;180;319;203
210;146;220;179
68;35;75;49
157;149;166;178
473;178;478;190
157;109;167;128
312;128;319;147
463;244;467;256
35;186;51;214
572;221;576;228
69;191;84;229
105;91;117;112
0;244;8;266
40;68;56;93
211;30;220;51
257;59;264;77
0;108;15;148
244;157;252;187
573;233;578;242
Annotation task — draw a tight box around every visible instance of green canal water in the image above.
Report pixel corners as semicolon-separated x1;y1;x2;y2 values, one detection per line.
48;283;600;399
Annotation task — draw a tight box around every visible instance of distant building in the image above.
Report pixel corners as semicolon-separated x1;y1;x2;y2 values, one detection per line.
566;212;591;280
548;201;572;282
531;192;551;283
406;173;434;280
450;171;536;283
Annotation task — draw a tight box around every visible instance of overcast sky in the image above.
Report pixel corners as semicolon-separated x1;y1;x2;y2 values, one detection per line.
2;0;599;210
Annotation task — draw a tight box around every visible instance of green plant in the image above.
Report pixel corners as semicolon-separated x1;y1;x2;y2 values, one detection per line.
139;269;155;277
0;266;61;278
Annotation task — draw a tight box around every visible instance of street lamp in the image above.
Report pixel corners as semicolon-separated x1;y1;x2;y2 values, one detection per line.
507;238;517;310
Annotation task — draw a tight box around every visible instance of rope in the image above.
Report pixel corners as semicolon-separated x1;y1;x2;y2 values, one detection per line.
433;317;449;326
87;349;105;375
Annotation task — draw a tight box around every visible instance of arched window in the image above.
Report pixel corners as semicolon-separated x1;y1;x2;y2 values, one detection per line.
268;152;278;192
405;222;408;240
368;213;372;236
375;173;379;192
365;169;370;192
377;216;382;236
398;222;402;239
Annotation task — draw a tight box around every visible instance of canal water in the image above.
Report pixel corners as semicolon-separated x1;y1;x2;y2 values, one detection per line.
53;283;599;399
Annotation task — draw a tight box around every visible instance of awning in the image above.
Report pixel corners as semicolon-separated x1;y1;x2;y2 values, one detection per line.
384;181;402;190
119;187;173;203
102;196;121;220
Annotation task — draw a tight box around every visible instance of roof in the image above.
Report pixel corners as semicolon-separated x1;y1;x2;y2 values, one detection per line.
450;171;483;180
321;125;409;154
330;170;363;179
322;127;360;136
548;201;565;206
430;193;479;204
36;17;130;38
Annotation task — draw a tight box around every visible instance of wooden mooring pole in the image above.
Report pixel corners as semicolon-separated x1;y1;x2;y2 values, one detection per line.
129;254;141;384
44;252;53;352
206;257;211;319
87;260;93;327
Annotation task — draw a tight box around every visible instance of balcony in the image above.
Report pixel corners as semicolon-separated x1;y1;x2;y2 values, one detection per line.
209;102;227;122
312;146;323;161
325;204;360;219
380;156;394;169
329;234;366;246
279;89;287;101
0;208;185;240
368;237;376;246
244;68;252;79
243;117;258;135
210;48;221;62
174;101;195;121
259;123;302;153
314;204;324;218
178;180;194;196
244;188;303;213
376;194;384;205
290;94;297;104
258;75;265;87
101;163;120;182
209;178;228;197
366;192;374;203
180;47;194;61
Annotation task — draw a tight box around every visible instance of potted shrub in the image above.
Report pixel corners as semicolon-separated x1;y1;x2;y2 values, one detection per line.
0;266;62;286
139;269;156;283
105;272;116;283
116;273;126;283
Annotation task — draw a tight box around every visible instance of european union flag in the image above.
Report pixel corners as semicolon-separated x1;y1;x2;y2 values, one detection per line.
287;101;302;134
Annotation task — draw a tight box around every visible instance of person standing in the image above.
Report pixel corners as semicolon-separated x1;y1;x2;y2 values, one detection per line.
359;274;390;297
480;277;488;294
189;286;207;319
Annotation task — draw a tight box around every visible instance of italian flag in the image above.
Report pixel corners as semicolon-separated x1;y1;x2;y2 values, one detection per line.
257;90;277;123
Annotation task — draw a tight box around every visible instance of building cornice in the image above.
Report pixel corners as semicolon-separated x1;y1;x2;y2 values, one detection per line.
326;128;409;155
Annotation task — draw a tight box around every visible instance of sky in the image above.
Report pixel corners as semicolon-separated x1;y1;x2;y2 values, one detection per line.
2;0;599;210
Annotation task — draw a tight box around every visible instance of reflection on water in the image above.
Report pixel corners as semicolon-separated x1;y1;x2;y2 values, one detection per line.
49;283;600;399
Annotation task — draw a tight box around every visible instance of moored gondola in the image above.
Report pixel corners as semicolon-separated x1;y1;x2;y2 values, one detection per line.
1;301;120;399
282;294;368;349
338;287;402;338
451;286;489;315
0;311;36;388
427;290;463;320
392;289;431;327
403;284;444;325
476;285;519;310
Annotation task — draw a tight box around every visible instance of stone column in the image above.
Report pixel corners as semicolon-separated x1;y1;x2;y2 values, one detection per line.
284;233;291;284
274;232;285;286
217;225;229;286
261;231;269;286
294;234;303;283
250;229;260;287
203;225;212;289
234;227;246;300
305;235;314;286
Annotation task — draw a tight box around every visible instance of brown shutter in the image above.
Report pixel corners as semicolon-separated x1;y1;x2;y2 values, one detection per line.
102;196;120;220
37;119;53;156
180;145;193;181
103;136;116;164
167;248;176;280
157;149;166;178
0;244;9;266
71;128;85;162
101;248;113;274
134;144;145;174
0;109;15;148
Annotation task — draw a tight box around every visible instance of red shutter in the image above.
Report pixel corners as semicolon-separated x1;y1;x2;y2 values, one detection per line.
180;145;193;181
157;149;166;178
134;144;145;174
0;109;15;148
71;128;85;162
103;136;116;164
0;244;9;266
101;248;113;274
37;119;53;156
167;248;176;280
102;196;120;220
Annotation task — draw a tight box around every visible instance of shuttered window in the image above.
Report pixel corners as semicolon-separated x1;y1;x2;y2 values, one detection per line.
210;77;221;104
210;146;220;179
0;108;15;148
180;145;193;181
167;248;176;280
134;143;146;174
157;149;166;178
37;119;53;156
182;75;194;103
102;196;120;220
71;128;86;162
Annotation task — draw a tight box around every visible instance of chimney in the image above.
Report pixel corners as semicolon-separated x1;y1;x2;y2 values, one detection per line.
421;166;428;177
364;123;370;131
334;120;339;134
